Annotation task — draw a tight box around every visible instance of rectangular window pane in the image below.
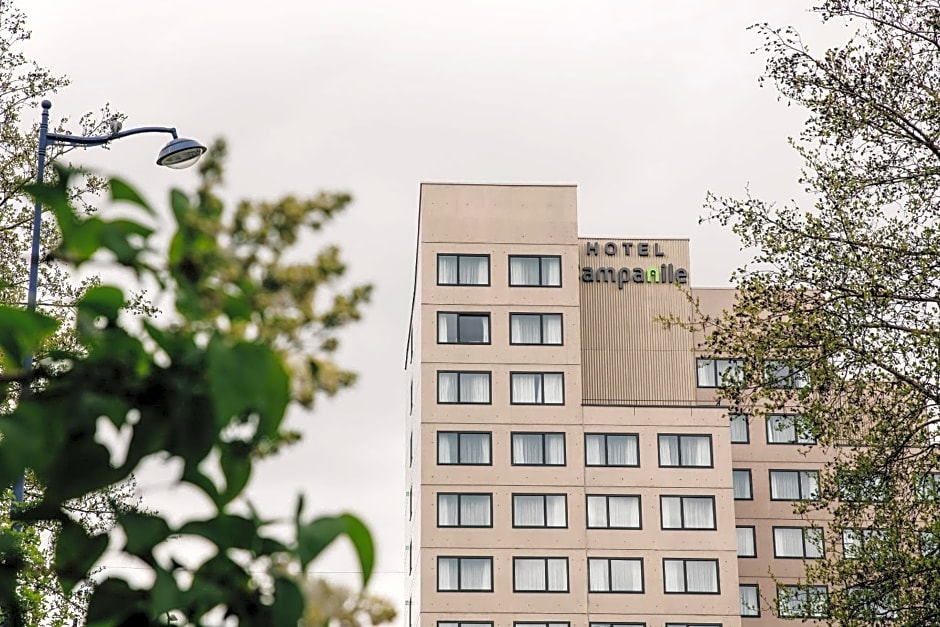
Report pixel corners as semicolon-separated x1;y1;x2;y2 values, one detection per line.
511;373;564;405
740;584;760;617
588;558;643;592
585;434;639;466
513;558;568;592
510;314;542;344
438;432;492;465
661;497;682;529
659;435;712;467
770;470;818;500
438;256;457;285
457;314;489;344
512;433;565;466
661;496;715;530
510;257;541;286
438;255;489;286
696;359;717;387
737;527;756;557
438;494;491;527
460;558;492;591
544;433;565;464
729;414;749;443
541;257;561;286
542;314;563;344
664;559;719;593
545;495;567;527
767;414;815;444
438;313;458;343
587;495;640;529
459;372;490;403
438;372;458;403
733;470;752;499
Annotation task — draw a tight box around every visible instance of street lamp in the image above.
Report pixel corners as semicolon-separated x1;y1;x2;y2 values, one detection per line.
12;99;206;504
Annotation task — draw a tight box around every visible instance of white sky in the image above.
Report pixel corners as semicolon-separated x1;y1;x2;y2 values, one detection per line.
25;1;833;622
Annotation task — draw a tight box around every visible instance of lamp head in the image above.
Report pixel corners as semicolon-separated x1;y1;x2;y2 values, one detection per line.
156;137;207;169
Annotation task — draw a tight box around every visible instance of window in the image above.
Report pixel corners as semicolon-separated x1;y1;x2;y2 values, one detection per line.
407;542;412;575
517;623;570;627
438;432;491;465
773;527;823;558
733;470;753;500
437;557;493;591
663;558;720;594
729;414;749;443
740;584;760;617
846;587;898;620
839;472;886;502
585;433;639;467
510;313;563;345
438;313;490;344
511;432;565;465
510;372;564;405
736;526;756;557
513;494;567;528
590;624;645;627
916;472;940;501
513;557;569;592
660;496;716;530
587;495;642;529
777;585;828;618
843;528;885;559
769;470;819;501
509;255;562;287
442;623;493;627
588;558;644;593
765;360;808;389
658;434;713;467
696;358;743;388
437;493;492;528
766;414;815;445
665;625;722;627
437;254;489;286
438;371;491;404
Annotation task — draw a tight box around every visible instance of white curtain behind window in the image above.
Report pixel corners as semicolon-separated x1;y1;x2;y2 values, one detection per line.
587;496;608;527
459;257;488;285
681;436;711;466
461;495;491;526
512;373;540;403
697;359;716;387
438;256;457;284
541;257;561;286
512;434;543;464
663;560;684;592
588;559;609;592
438;433;457;463
767;415;796;443
686;560;717;592
460;373;490;403
684;497;715;528
513;495;544;526
608;435;638;465
771;472;800;499
733;470;752;499
740;586;759;616
545;495;566;527
608;496;640;528
460;433;489;464
610;559;641;591
659;436;679;465
514;559;546;591
774;528;804;556
543;374;564;404
801;472;819;499
437;313;456;343
511;315;541;344
543;314;562;344
661;497;682;528
843;530;861;558
546;558;567;590
438;557;459;590
585;435;604;465
729;414;749;443
737;527;755;556
438;494;459;526
545;434;565;464
510;257;541;285
438;373;457;403
805;528;823;558
460;558;491;590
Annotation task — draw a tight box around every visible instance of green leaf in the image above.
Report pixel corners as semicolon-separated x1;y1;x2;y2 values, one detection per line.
272;576;304;625
206;337;289;433
0;306;59;370
85;578;147;626
219;442;252;506
121;512;172;560
340;513;375;586
150;565;181;616
78;285;126;321
170;188;191;225
296;512;375;584
110;178;154;215
177;514;260;551
56;520;109;596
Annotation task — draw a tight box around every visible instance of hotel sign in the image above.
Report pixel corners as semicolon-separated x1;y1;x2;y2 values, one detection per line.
581;241;688;288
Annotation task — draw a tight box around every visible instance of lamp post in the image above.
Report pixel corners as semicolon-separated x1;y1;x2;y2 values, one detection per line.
12;99;207;504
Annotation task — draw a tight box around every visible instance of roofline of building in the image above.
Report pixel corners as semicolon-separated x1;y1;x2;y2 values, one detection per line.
419;181;579;188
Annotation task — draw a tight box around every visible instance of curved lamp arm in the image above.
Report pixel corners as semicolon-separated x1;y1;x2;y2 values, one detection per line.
47;125;179;148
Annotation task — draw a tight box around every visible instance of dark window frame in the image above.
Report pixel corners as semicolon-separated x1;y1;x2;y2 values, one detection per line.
772;526;825;559
587;557;645;594
436;253;491;287
589;624;646;627
736;525;757;558
437;370;492;405
511;556;570;593
510;432;567;466
516;622;572;627
586;494;643;530
695;357;744;388
439;623;494;627
436;556;494;593
509;371;566;406
508;312;564;346
436;312;492;345
729;413;750;444
657;433;714;468
659;495;717;531
733;469;754;500
508;254;563;288
662;558;721;595
777;584;829;618
765;413;815;445
740;583;761;618
584;433;640;467
437;431;493;466
437;492;494;528
769;469;819;501
512;493;569;529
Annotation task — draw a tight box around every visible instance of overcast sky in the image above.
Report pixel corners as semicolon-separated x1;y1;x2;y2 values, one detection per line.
26;1;831;622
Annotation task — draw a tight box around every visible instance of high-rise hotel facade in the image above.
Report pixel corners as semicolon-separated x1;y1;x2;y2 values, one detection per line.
404;184;831;627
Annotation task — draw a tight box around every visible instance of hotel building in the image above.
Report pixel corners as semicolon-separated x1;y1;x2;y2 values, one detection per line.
404;184;830;627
